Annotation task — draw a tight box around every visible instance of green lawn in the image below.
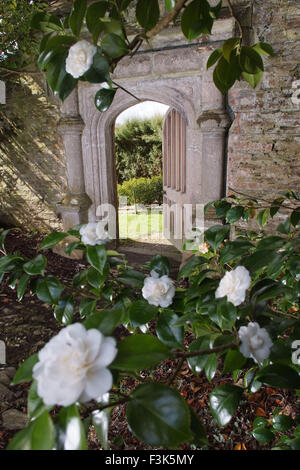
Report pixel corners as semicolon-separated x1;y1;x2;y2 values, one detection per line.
118;210;163;240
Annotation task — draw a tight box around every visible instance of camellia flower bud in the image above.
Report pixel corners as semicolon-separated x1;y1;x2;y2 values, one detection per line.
65;40;96;78
33;323;117;407
215;265;251;306
142;270;175;308
238;322;273;363
79;221;109;246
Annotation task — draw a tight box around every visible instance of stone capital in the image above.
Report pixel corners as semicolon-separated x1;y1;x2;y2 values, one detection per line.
57;116;85;136
197;110;232;132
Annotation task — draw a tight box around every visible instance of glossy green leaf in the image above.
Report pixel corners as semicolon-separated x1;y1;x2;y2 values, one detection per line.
54;296;75;325
87;265;108;289
277;217;291;234
204;353;218;382
165;0;175;11
243;249;275;273
156;310;184;349
178;255;207;279
253;42;275;57
111;334;170;371
95;87;117;112
181;0;214;41
23;254;47;276
239;46;264;74
86;244;107;273
205;224;230;252
79;298;97;318
35;276;64;304
11;354;39;385
92;408;111;450
220;238;253;265
222;37;241;63
84;308;123;335
101;33;129;58
213;56;240;94
55;405;87;450
7;411;54;450
27;380;52;420
0;254;23;273
252;427;275;444
0;228;19;251
187;336;211;374
129;300;158;328
136;0;160;31
190;408;209;446
117;269;145;288
127;383;192;446
86;1;108;35
272;414;293;432
69;0;87;37
256;364;300;390
206;48;223;69
291;210;300;227
226;205;244;223
256;236;287;250
242;70;263;88
209;385;243;427
17;273;31;301
223;349;247;374
83;50;110;83
149;254;170;276
31;12;63;32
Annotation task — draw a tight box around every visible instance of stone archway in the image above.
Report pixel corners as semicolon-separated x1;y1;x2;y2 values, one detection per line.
57;41;233;244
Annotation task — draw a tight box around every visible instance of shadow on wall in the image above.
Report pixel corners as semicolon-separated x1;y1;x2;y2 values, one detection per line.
0;75;67;232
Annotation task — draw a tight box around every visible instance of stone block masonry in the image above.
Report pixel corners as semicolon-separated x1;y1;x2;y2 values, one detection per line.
227;0;300;199
0;75;66;231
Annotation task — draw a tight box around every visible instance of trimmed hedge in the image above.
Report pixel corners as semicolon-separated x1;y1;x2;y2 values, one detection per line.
115;116;163;184
118;175;163;205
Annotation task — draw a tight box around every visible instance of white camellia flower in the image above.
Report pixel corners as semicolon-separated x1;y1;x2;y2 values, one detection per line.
142;270;175;308
238;322;273;363
65;40;97;79
79;221;109;246
215;265;251;306
33;323;117;407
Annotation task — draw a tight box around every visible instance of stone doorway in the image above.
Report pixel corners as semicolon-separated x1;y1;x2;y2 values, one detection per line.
57;37;233;251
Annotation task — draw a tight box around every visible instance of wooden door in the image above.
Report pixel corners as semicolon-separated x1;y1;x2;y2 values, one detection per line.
162;108;187;249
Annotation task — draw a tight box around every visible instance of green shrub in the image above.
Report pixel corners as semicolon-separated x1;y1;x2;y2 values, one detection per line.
115;116;163;184
118;175;163;205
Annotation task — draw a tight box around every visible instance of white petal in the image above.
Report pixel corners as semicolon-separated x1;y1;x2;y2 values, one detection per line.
95;337;117;368
84;368;113;400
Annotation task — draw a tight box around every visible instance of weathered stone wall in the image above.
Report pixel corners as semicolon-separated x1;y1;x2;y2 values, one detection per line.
0;75;66;231
227;0;300;199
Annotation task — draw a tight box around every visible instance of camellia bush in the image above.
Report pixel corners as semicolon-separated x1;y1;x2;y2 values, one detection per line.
28;0;275;111
1;0;299;451
0;190;299;450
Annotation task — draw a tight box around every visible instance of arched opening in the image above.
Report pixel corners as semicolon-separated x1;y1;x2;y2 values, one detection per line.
114;101;168;250
66;73;230;259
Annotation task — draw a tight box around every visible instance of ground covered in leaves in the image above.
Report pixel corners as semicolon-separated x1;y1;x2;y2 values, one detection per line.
0;230;299;451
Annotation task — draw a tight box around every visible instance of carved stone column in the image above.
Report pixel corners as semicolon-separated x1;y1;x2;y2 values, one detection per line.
198;68;233;225
57;90;91;230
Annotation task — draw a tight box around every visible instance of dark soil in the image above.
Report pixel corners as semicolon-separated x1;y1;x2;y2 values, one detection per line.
0;230;299;451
